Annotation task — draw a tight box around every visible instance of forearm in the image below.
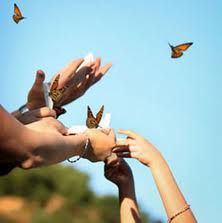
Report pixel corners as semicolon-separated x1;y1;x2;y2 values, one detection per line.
150;154;197;223
118;181;141;223
21;132;88;168
0;105;32;164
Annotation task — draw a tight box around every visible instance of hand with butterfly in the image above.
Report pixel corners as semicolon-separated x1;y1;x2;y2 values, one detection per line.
26;57;111;111
51;57;112;107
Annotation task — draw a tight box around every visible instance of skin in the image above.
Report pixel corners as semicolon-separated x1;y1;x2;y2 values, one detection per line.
0;105;116;174
26;57;112;110
104;156;141;223
11;107;57;124
113;129;197;223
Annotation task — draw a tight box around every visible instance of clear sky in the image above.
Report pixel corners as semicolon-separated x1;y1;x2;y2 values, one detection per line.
1;1;222;222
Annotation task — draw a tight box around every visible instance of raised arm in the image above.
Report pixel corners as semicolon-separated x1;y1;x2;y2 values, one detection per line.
113;130;197;223
0;105;116;174
104;156;141;223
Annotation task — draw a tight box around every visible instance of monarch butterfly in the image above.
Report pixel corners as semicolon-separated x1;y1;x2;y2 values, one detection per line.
49;74;67;103
86;105;104;128
13;3;26;24
169;42;193;58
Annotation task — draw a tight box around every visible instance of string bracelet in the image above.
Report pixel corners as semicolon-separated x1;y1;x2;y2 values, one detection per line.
67;137;89;163
168;204;190;223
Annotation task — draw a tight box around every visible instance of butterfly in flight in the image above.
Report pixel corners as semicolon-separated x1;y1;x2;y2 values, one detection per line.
86;105;104;128
13;3;26;24
169;42;193;59
49;74;67;103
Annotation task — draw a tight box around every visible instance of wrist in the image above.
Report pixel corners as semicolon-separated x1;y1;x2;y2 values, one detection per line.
149;152;168;172
66;133;88;157
118;181;136;197
117;177;134;190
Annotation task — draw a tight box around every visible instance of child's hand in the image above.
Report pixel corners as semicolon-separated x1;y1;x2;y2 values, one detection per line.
113;129;161;167
104;157;133;188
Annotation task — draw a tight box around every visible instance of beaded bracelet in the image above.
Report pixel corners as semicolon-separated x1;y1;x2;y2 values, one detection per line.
67;137;89;163
168;204;190;223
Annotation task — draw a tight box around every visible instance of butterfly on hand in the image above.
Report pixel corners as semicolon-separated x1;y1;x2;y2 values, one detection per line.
49;74;67;103
86;105;104;128
13;3;26;24
169;42;193;59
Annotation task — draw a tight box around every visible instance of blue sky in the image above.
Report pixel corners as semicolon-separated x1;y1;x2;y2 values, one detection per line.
1;0;222;222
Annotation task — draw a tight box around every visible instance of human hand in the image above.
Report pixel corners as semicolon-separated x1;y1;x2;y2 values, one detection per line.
104;157;133;187
84;128;116;162
51;57;112;107
113;130;161;167
26;58;111;110
26;116;68;135
17;107;57;124
27;70;46;110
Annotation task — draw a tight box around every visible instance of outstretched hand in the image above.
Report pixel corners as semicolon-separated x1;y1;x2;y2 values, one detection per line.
26;57;112;110
113;129;161;167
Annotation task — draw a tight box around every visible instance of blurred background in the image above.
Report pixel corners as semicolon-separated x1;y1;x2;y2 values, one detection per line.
1;1;222;222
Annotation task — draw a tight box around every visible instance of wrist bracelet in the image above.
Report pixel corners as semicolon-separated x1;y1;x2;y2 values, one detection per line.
168;204;190;223
18;104;29;114
67;137;89;163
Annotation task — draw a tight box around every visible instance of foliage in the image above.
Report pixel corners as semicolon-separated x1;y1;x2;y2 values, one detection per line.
0;165;162;223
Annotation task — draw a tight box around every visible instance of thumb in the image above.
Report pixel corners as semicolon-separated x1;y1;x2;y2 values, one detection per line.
34;70;45;86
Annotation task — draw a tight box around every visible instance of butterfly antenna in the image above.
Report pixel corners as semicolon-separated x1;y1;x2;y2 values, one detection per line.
168;42;173;48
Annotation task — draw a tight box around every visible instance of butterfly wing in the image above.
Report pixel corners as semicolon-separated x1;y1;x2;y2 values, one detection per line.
171;49;183;58
95;105;104;125
13;4;25;23
86;106;98;128
169;42;193;58
49;74;64;102
14;4;22;17
174;42;193;51
50;74;60;91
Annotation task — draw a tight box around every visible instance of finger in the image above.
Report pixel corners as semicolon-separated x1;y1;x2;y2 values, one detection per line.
57;58;84;86
115;139;129;147
34;70;45;86
118;129;137;139
116;152;132;158
91;62;112;86
96;62;112;77
112;146;129;153
34;107;57;118
93;57;101;71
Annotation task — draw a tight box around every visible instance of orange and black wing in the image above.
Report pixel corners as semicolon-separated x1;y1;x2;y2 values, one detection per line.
169;42;193;58
86;106;98;128
13;4;25;24
174;42;193;51
50;74;60;91
95;105;104;124
49;74;63;102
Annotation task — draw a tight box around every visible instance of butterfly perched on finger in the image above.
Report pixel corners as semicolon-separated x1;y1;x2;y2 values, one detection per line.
13;3;26;24
49;74;67;103
86;105;104;128
169;42;193;59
